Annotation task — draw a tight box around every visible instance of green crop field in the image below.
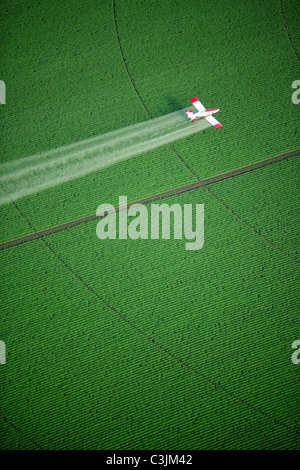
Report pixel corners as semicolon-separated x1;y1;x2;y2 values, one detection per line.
0;0;299;452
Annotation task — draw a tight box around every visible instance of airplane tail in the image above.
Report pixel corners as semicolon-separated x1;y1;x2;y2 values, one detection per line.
185;110;197;121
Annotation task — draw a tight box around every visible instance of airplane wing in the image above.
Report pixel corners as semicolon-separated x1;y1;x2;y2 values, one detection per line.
191;96;205;112
205;114;223;128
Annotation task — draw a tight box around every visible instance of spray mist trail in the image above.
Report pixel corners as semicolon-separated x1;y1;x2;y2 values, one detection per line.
0;110;210;205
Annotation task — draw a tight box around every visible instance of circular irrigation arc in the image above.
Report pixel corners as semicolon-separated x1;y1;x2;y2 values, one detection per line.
2;2;299;448
280;0;300;62
112;0;299;264
112;0;199;182
2;167;300;445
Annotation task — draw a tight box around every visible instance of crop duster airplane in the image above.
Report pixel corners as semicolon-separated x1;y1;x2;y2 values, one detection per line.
185;96;222;128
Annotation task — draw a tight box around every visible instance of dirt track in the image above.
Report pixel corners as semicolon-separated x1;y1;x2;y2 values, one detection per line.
0;148;299;250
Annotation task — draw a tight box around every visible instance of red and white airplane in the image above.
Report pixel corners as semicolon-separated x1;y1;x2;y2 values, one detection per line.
185;96;222;128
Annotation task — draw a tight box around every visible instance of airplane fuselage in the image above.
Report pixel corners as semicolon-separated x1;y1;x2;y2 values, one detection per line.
195;108;219;117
